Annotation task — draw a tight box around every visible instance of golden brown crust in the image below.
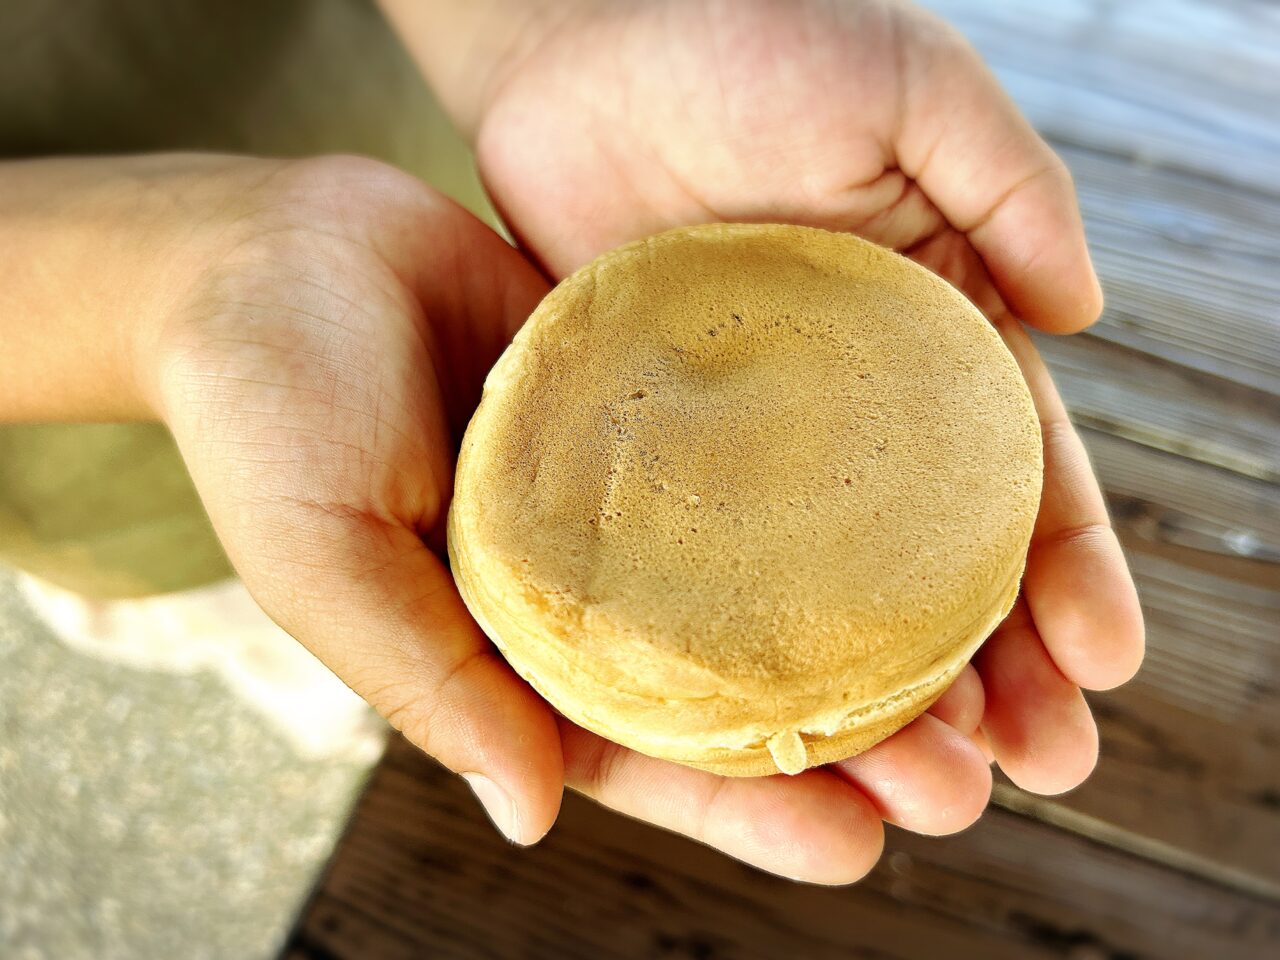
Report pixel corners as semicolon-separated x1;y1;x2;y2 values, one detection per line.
449;223;1041;776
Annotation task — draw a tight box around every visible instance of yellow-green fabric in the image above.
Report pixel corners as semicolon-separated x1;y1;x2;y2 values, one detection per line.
0;0;490;597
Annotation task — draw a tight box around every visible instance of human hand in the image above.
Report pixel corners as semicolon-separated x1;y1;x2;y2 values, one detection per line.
392;0;1146;882
124;156;570;846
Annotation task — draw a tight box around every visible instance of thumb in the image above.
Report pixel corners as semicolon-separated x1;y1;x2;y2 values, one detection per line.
242;508;565;846
895;11;1103;333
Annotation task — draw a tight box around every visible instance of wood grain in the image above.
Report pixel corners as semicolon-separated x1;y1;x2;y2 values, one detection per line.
1036;334;1279;484
1084;426;1280;563
284;736;1280;960
919;0;1280;393
1062;143;1280;395
920;0;1280;196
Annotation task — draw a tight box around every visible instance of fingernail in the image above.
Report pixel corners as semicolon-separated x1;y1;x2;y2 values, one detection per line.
462;773;520;844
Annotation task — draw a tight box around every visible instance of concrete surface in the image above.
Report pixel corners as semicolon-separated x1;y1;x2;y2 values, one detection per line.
0;567;385;960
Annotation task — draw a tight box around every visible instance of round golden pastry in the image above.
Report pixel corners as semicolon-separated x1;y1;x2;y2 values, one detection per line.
448;223;1042;777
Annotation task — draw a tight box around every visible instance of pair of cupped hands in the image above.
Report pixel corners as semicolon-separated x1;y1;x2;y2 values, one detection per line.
110;0;1142;883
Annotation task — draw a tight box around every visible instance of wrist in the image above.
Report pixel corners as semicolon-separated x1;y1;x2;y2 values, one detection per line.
114;155;293;421
378;0;593;137
0;153;290;423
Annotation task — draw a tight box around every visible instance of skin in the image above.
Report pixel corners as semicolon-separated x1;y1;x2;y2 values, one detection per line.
1;0;1146;888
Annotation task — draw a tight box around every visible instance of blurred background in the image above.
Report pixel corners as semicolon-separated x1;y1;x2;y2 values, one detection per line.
1;0;1277;958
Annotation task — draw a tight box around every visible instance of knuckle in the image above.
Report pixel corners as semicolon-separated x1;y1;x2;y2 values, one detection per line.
1045;519;1115;552
384;648;491;764
578;736;627;791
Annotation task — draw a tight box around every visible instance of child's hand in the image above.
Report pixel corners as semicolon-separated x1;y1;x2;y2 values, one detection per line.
387;0;1146;881
141;156;569;846
3;152;581;844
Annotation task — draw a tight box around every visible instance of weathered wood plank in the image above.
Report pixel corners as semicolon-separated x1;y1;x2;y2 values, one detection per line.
1013;547;1274;885
284;736;1280;960
1087;428;1279;724
1092;532;1275;727
1023;666;1280;889
1082;426;1280;562
1037;333;1279;483
1062;143;1280;395
920;0;1280;195
914;0;1280;394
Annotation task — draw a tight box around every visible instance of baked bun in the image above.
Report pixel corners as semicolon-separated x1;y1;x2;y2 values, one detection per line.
448;223;1041;776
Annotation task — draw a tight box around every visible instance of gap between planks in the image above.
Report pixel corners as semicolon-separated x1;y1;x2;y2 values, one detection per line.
991;782;1280;903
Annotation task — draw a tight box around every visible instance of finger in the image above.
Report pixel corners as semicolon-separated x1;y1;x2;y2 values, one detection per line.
895;12;1102;333
559;718;884;885
996;318;1146;690
236;512;566;847
926;663;985;736
832;713;992;835
902;225;1009;324
970;726;995;764
975;599;1098;795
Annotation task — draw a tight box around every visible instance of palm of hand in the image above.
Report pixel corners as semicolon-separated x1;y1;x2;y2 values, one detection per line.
472;0;1145;880
162;167;456;572
156;159;565;828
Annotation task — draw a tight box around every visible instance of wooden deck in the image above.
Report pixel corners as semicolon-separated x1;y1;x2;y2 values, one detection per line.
283;1;1280;956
